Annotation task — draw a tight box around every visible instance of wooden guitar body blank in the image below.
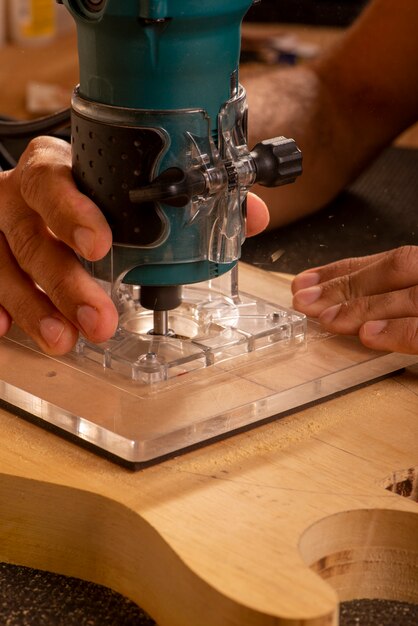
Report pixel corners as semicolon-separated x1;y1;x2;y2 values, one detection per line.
0;266;417;625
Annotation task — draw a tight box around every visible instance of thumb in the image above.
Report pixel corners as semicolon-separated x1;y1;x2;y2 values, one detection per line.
246;192;270;237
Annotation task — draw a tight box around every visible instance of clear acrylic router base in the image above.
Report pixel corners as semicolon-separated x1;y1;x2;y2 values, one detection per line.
75;275;306;385
0;266;416;469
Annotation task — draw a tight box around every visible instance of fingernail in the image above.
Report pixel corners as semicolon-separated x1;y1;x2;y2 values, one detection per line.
362;320;388;336
319;303;342;324
294;285;322;306
293;272;320;291
74;227;95;258
40;316;66;346
77;305;99;337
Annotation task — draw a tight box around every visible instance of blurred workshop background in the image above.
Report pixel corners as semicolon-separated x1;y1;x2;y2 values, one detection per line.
0;0;374;117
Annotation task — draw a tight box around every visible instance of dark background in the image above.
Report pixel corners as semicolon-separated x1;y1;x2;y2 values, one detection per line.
242;147;418;274
245;0;370;26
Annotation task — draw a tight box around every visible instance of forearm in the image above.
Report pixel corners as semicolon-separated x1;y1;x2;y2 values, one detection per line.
243;0;418;229
244;64;343;227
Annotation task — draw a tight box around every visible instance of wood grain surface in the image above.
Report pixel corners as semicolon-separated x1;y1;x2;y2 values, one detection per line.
0;265;417;625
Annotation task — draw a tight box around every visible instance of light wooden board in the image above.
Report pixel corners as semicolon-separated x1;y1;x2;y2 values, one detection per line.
0;265;417;625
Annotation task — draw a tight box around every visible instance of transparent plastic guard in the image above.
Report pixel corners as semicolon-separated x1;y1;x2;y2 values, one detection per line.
75;266;305;385
0;266;416;468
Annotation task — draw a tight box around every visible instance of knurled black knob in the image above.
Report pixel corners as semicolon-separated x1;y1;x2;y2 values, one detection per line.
250;136;302;187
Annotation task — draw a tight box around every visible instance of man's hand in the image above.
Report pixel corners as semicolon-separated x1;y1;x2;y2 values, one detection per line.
0;136;118;355
292;246;418;354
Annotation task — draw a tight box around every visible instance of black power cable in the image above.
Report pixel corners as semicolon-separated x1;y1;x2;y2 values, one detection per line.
0;108;70;138
0;143;17;170
0;108;71;171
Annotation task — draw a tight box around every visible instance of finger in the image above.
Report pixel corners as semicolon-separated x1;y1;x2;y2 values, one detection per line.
1;211;118;345
292;246;418;318
0;235;79;354
360;318;418;355
292;246;418;293
246;192;270;237
291;255;379;294
0;306;12;337
318;286;418;334
10;137;112;261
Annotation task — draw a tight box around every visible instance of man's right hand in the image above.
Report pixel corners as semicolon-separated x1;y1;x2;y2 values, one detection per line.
0;136;118;355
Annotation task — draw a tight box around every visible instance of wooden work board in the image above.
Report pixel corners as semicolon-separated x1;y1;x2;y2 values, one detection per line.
0;264;417;626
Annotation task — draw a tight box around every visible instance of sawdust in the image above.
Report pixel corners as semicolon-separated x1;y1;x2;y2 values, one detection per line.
171;377;413;477
173;400;345;476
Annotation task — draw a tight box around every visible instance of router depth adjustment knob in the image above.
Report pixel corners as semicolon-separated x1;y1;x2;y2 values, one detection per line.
250;136;302;187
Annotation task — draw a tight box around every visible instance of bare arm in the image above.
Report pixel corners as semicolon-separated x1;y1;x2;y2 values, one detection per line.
243;0;418;228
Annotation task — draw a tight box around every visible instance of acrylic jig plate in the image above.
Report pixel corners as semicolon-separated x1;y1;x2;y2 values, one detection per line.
0;265;416;468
